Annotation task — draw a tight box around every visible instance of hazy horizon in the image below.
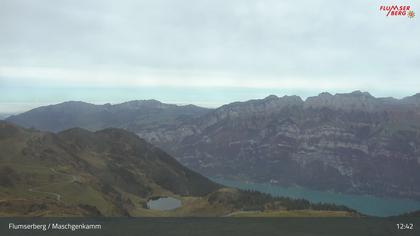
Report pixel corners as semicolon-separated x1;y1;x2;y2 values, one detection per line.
1;90;419;115
1;0;419;113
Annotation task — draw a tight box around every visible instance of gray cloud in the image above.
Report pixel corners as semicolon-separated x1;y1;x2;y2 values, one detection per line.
0;0;419;99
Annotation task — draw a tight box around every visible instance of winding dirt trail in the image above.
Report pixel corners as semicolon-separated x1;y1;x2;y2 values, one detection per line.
27;168;78;201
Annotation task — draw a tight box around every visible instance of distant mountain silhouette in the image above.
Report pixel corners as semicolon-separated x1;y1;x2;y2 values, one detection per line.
6;100;210;132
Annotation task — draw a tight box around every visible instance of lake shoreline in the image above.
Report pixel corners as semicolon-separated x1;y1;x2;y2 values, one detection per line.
210;177;420;217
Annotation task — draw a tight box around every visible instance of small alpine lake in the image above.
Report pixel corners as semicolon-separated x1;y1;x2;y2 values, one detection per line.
211;177;420;217
147;197;182;211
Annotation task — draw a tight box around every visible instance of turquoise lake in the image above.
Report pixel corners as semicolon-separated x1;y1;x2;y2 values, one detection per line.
211;178;420;217
147;197;182;211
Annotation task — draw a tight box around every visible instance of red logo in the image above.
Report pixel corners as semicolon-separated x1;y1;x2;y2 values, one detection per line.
407;10;415;18
379;5;415;18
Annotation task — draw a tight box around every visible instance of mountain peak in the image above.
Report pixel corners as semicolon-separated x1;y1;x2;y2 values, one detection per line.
318;92;332;96
405;93;420;99
264;95;279;100
305;91;377;111
50;101;97;109
401;93;420;106
119;99;164;108
341;90;374;98
263;94;303;104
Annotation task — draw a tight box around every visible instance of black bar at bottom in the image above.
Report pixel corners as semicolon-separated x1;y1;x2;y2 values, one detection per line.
0;217;419;236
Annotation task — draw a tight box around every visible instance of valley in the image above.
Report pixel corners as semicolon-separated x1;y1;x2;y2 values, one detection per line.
0;121;356;217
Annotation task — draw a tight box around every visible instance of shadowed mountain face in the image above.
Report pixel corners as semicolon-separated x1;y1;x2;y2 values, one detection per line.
0;121;220;216
6;92;420;200
6;100;210;132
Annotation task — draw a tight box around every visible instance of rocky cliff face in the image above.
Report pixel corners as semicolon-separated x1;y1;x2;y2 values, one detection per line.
140;91;420;200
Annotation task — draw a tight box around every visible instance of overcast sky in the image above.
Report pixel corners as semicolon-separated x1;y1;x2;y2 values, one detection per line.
0;0;419;113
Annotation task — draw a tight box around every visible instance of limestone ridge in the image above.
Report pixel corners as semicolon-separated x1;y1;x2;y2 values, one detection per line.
138;91;420;200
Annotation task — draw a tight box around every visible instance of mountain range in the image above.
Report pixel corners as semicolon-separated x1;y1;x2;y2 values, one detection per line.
0;121;354;216
5;100;210;133
6;91;420;200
